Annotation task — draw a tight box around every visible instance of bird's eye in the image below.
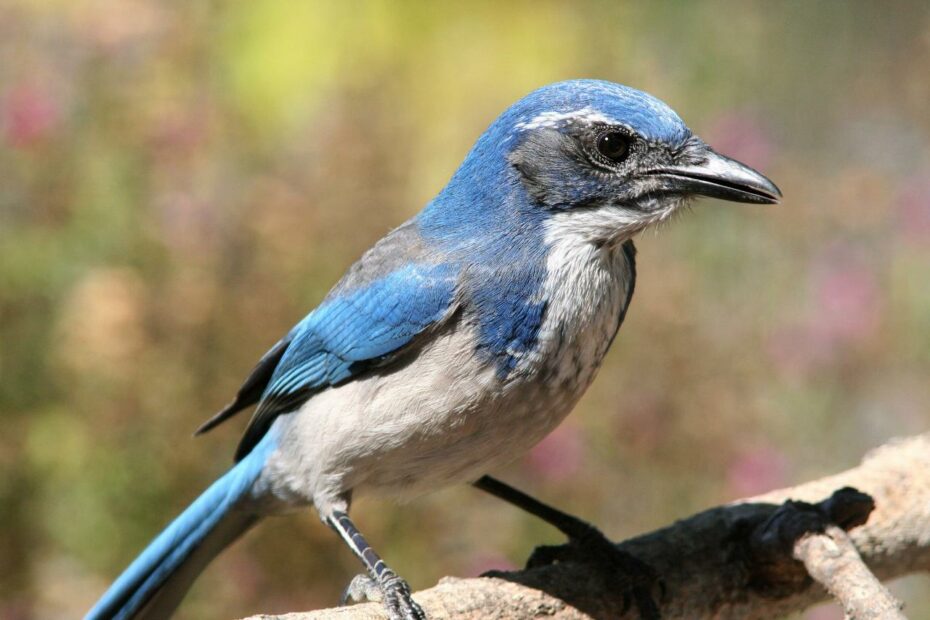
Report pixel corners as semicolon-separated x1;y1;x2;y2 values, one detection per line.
595;130;631;164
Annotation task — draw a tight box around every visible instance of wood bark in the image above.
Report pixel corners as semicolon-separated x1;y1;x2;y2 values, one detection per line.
242;433;930;620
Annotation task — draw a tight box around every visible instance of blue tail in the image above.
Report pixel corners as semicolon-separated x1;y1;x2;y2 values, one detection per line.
86;436;276;620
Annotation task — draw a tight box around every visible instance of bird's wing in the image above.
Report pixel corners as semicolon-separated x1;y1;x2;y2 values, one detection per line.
194;337;292;436
219;259;458;461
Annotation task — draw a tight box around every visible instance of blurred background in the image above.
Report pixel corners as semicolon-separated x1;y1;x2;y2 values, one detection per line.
1;1;929;618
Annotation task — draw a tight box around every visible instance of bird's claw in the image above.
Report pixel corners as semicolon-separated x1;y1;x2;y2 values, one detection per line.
380;573;426;620
340;573;382;605
528;525;664;620
340;572;425;620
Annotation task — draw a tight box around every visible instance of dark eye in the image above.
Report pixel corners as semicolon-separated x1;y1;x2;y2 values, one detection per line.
595;131;631;164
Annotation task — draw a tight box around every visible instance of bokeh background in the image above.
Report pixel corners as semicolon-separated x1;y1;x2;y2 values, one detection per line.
2;1;929;618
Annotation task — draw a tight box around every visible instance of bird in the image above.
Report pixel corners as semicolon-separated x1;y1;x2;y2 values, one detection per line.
86;79;780;620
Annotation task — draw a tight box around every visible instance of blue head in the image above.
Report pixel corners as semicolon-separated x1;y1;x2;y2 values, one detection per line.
419;80;779;247
413;81;780;376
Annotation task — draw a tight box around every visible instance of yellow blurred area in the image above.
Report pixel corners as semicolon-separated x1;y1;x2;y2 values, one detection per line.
1;2;929;619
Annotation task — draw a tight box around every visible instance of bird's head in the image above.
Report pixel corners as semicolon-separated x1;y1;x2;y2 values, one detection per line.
422;80;780;247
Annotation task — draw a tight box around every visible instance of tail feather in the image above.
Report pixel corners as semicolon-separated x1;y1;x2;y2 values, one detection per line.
130;511;258;620
87;437;275;620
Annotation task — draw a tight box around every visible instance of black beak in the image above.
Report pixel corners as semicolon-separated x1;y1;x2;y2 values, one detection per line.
648;148;781;205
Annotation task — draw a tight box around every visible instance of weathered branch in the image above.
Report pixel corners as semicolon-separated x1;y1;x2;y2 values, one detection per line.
795;525;904;620
242;434;930;620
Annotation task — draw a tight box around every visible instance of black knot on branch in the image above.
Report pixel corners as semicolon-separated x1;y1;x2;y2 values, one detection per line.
745;486;875;596
820;486;874;530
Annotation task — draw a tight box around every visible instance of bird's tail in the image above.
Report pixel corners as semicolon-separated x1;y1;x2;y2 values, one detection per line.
86;436;276;620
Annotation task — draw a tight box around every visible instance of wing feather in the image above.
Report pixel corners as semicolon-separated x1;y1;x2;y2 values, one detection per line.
231;262;458;460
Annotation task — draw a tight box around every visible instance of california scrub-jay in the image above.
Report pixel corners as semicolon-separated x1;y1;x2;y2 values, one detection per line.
87;79;780;620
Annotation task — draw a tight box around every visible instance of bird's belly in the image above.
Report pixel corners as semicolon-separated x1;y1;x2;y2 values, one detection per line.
258;319;612;511
355;367;593;500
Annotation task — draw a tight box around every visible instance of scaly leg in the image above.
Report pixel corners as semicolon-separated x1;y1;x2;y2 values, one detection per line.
326;509;425;620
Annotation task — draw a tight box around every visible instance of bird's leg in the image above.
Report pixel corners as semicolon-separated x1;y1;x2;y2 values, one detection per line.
473;475;662;620
326;510;425;620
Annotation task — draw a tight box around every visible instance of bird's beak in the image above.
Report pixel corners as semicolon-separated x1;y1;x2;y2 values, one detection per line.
648;148;781;205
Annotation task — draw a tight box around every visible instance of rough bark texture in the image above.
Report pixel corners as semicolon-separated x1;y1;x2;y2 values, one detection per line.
794;525;905;620
241;434;930;620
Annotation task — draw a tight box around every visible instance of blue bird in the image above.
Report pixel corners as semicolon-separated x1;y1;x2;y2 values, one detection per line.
87;79;779;620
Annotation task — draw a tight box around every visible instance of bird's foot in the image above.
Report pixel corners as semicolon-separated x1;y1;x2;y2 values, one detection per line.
340;573;382;606
527;524;664;620
340;571;426;620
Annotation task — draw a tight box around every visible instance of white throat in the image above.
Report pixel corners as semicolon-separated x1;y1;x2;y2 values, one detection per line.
544;197;686;250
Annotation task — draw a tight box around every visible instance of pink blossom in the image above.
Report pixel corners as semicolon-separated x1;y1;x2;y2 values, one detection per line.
726;444;789;497
808;250;880;349
3;83;59;148
704;111;774;172
768;247;880;375
896;170;930;245
526;423;584;483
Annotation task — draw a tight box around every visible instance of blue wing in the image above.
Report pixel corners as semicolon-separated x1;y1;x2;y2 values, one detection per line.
231;261;458;460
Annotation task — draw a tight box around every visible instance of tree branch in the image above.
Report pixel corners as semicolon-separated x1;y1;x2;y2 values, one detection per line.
242;433;930;620
795;525;904;620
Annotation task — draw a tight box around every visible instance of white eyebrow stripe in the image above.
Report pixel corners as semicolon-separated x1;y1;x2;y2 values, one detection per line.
515;106;615;131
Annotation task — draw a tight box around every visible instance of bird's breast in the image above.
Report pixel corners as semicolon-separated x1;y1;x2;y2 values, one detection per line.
518;235;634;398
457;235;636;472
